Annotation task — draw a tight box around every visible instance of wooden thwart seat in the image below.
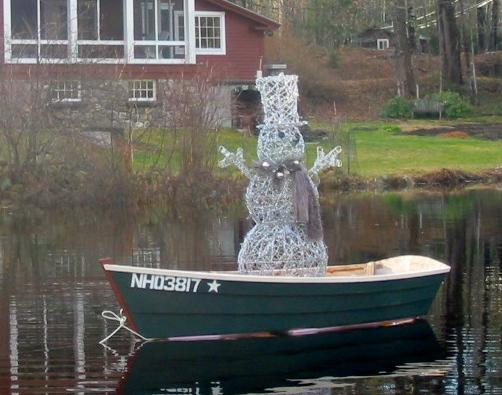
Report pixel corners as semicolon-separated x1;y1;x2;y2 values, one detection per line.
326;262;376;276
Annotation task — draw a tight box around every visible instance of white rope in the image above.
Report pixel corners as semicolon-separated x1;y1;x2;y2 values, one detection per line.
99;309;150;344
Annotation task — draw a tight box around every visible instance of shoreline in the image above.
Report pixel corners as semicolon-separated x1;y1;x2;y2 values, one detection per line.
1;167;501;210
321;167;502;193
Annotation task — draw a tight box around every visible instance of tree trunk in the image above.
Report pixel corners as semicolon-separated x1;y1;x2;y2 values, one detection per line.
459;0;471;72
490;0;500;51
477;6;487;52
393;0;416;97
407;6;417;53
437;0;463;86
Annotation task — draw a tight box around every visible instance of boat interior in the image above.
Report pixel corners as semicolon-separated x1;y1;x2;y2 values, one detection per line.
326;255;449;277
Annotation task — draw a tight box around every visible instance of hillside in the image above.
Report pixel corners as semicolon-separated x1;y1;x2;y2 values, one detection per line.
265;35;502;120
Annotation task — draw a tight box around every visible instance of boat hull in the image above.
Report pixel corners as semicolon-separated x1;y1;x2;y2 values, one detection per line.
102;256;449;339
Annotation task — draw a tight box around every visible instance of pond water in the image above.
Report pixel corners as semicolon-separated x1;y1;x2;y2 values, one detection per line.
0;188;501;394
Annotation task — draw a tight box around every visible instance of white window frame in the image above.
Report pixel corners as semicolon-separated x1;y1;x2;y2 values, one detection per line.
3;0;196;64
4;0;71;64
50;80;82;103
128;80;157;102
76;0;126;63
173;10;185;56
126;0;194;64
194;11;226;55
377;38;389;50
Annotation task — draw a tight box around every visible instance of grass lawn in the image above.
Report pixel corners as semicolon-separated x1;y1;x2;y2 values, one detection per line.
349;126;502;177
312;120;502;177
132;120;502;178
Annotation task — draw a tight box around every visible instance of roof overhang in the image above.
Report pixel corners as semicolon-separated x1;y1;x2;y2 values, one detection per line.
203;0;281;31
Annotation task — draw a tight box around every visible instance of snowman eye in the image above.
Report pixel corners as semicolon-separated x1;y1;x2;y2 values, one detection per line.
278;131;285;139
293;133;300;145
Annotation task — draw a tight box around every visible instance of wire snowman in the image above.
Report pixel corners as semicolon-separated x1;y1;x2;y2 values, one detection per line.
219;74;342;276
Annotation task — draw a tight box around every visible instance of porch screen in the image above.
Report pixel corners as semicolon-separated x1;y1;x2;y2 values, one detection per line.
11;0;37;40
77;0;124;59
10;0;69;60
133;0;186;60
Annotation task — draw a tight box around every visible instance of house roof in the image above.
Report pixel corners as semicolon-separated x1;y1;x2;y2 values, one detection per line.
204;0;281;31
358;27;394;37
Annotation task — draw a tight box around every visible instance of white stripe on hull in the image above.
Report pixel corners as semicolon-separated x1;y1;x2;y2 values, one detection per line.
103;255;450;284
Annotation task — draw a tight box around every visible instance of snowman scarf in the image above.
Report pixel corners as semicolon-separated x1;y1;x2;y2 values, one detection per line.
255;159;323;241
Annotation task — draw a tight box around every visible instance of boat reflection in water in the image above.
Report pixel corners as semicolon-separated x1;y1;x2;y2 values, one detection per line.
116;320;446;395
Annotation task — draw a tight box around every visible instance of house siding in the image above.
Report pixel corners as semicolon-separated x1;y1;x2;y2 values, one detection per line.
196;0;264;82
0;0;267;82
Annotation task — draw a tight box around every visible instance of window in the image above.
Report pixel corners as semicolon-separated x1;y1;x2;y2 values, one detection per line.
10;0;69;60
11;0;37;40
377;38;389;50
77;0;124;60
50;81;82;102
128;80;156;102
40;0;68;40
132;0;186;61
195;12;225;55
78;0;123;40
5;0;194;64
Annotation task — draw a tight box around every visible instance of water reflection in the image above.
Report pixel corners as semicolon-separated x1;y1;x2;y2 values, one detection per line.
0;188;500;394
118;321;446;395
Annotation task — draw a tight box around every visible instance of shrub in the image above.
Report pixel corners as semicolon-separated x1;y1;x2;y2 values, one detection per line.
432;91;474;118
327;49;341;68
381;96;414;119
381;125;401;134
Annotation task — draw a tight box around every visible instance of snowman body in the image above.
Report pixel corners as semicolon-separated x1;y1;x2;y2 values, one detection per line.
219;74;341;277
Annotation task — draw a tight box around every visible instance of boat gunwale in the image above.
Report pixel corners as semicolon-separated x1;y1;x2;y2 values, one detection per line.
102;255;450;284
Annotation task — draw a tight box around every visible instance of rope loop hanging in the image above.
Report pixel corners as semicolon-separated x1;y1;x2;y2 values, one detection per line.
99;309;150;344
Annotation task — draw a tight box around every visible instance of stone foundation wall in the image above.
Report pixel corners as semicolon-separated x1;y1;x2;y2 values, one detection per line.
45;79;237;133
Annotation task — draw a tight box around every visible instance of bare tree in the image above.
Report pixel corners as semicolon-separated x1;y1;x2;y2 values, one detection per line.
0;64;65;175
144;66;223;178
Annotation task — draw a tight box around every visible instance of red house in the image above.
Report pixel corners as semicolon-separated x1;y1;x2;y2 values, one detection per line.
0;0;279;127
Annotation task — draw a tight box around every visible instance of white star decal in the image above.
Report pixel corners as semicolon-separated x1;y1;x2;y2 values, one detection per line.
207;280;221;293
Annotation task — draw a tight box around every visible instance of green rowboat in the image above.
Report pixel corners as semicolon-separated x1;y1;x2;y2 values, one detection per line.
100;255;450;339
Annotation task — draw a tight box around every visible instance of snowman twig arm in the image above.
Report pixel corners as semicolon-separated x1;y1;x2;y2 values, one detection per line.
309;146;343;177
219;146;252;178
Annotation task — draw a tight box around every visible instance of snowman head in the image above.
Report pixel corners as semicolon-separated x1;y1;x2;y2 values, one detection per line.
257;125;305;162
255;73;305;162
